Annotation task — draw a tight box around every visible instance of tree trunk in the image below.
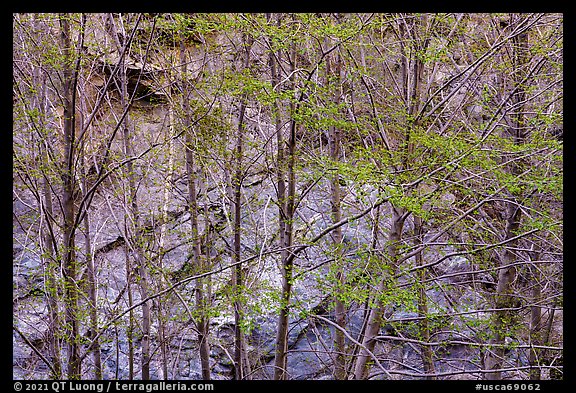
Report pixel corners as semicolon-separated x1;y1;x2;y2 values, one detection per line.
59;13;82;380
185;128;211;380
80;134;103;380
267;13;291;380
125;242;135;380
41;163;64;380
273;31;298;380
413;215;436;379
266;14;287;317
231;31;254;380
180;37;211;381
156;106;177;379
325;34;346;380
352;206;406;379
124;112;152;381
136;253;152;380
528;261;542;380
484;201;522;380
107;13;152;379
75;63;104;380
32;25;63;376
485;22;529;381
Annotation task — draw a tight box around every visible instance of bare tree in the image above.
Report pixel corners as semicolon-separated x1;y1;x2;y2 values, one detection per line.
179;31;212;380
272;20;299;380
485;14;535;381
230;30;255;380
323;20;347;379
58;13;86;379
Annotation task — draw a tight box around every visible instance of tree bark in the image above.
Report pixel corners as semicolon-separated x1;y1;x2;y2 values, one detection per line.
325;32;347;380
485;20;529;380
83;199;103;379
107;13;152;380
156;106;177;380
180;36;211;381
273;27;298;380
125;242;135;380
70;51;104;379
41;162;64;380
352;206;406;379
231;31;254;380
59;13;82;380
484;202;522;380
413;215;436;379
31;19;63;376
528;259;542;380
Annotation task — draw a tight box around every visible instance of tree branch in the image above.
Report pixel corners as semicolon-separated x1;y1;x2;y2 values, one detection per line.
13;325;58;377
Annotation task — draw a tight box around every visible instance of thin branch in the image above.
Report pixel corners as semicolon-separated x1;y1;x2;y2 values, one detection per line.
373;334;562;352
312;314;392;379
13;325;58;377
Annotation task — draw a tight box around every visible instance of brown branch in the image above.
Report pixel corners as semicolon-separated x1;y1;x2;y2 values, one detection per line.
373;364;560;379
373;334;563;352
312;314;392;379
287;196;389;265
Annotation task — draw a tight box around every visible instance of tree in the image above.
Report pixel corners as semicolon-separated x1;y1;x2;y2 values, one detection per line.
325;24;347;380
483;13;562;380
229;28;255;381
13;12;562;381
179;23;212;380
58;13;84;379
351;13;430;380
272;28;298;382
13;13;65;378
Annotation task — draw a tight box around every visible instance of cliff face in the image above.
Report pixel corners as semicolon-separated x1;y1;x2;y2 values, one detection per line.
13;13;563;380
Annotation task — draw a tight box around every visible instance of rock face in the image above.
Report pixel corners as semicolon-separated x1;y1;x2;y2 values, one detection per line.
11;119;559;381
12;23;562;379
11;236;543;381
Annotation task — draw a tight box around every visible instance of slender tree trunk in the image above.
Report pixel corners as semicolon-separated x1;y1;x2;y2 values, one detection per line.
267;13;292;380
136;249;152;380
484;201;522;380
272;30;299;380
541;299;558;378
80;141;103;379
407;15;435;379
59;13;82;380
325;33;347;380
32;26;63;376
156;106;176;380
41;163;63;380
352;206;406;379
330;126;347;381
232;99;245;379
185;128;211;380
76;67;104;380
231;32;254;380
124;116;152;380
266;14;287;300
125;242;135;380
528;254;542;380
485;22;529;381
347;204;381;377
108;13;152;379
180;37;211;380
413;215;436;379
